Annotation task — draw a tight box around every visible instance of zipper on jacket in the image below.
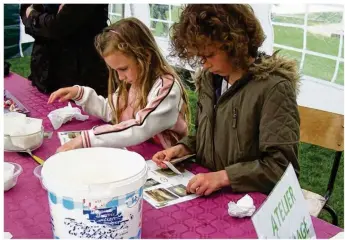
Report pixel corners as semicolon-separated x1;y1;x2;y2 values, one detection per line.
211;74;252;170
232;108;238;128
212;84;231;170
212;88;238;170
212;91;217;170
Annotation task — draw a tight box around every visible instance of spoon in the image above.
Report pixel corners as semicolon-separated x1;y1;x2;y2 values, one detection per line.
26;149;45;165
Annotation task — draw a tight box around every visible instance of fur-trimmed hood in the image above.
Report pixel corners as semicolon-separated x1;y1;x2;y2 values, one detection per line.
249;51;301;94
191;51;301;94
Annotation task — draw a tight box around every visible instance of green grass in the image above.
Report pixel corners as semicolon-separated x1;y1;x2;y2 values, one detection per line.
272;12;343;26
150;4;181;38
7;56;31;78
7;39;344;229
274;25;305;49
303;55;336;81
151;21;168;38
272;11;344;85
187;89;198;134
298;144;344;228
274;47;344;84
273;25;341;56
273;25;344;84
171;5;181;22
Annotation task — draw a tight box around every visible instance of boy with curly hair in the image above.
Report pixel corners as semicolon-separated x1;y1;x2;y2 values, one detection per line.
153;4;300;195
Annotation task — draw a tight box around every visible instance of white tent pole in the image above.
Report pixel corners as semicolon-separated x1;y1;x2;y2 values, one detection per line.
19;17;34;57
250;4;274;55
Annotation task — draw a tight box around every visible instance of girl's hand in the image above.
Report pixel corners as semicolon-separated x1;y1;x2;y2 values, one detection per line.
56;135;83;153
48;86;79;104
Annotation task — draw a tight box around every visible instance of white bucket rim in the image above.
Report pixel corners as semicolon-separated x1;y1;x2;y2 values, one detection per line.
41;148;148;198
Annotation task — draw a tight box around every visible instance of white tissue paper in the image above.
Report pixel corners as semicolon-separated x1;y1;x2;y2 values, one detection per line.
228;194;256;218
4;232;13;239
4;113;43;150
48;102;89;130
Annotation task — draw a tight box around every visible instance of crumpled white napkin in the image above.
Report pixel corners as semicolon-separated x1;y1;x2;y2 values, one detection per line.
48;103;89;130
4;232;13;239
228;194;256;218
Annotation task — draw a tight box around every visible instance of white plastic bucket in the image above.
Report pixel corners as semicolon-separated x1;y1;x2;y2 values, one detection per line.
41;148;148;239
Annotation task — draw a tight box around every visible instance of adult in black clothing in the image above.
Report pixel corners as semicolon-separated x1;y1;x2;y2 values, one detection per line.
20;4;109;97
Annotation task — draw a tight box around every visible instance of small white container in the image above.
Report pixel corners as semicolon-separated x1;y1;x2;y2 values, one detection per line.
4;162;23;191
33;165;46;190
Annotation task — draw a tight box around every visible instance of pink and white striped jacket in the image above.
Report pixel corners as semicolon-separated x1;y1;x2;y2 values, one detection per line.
73;75;188;149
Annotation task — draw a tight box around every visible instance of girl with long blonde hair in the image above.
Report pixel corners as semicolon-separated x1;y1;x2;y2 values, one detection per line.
48;17;190;152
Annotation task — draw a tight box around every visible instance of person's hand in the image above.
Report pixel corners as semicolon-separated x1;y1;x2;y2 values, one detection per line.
152;144;192;169
48;86;79;104
26;4;34;18
186;170;230;196
58;4;64;13
56;135;83;153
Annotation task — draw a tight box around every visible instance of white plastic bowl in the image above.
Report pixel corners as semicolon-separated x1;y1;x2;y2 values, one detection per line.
4;126;44;152
33;165;46;190
4;162;22;191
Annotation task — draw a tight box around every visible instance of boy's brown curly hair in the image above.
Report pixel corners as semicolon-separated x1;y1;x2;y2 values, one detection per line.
169;4;266;69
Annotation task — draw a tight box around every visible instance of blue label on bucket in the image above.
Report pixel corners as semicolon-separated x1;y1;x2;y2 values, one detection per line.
126;193;140;208
83;207;127;226
48;187;144;239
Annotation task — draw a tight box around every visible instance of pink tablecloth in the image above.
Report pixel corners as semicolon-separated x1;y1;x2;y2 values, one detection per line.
4;73;343;239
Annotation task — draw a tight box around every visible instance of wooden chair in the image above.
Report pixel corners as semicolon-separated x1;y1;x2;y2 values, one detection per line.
298;105;344;226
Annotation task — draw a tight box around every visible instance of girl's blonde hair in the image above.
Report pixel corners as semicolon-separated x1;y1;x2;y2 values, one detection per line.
95;17;190;130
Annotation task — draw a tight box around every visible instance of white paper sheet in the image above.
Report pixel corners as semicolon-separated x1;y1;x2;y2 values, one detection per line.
57;131;82;145
4;232;13;239
143;160;199;209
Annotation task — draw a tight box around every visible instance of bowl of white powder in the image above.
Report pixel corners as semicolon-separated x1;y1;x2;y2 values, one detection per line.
4;126;44;152
4;112;44;152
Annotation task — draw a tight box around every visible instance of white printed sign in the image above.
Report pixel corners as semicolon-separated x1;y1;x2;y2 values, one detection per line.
252;164;316;239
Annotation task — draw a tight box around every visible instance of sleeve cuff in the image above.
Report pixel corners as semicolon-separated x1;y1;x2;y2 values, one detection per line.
225;164;242;192
81;130;92;148
73;85;84;102
177;136;196;153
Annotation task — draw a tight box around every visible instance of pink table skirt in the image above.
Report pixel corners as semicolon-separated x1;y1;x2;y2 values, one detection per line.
4;73;343;239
